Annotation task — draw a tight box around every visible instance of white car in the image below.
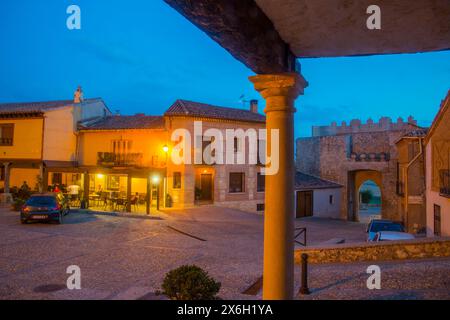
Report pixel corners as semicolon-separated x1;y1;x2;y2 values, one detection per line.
373;231;415;242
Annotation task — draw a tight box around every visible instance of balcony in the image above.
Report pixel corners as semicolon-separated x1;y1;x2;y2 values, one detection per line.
0;137;13;146
439;169;450;198
97;152;143;167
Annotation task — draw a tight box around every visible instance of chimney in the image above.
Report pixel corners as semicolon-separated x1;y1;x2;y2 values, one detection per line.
250;99;258;113
74;86;84;103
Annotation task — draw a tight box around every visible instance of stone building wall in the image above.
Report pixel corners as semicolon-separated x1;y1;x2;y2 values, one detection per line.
297;117;419;222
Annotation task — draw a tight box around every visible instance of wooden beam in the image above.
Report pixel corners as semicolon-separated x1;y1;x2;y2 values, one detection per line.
164;0;296;74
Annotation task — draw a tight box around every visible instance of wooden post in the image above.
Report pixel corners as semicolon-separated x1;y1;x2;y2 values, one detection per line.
126;174;132;212
3;162;10;194
83;172;90;209
146;177;151;215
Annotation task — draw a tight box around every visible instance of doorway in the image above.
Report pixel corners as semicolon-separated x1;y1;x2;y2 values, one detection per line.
358;180;382;223
200;174;213;202
296;190;313;218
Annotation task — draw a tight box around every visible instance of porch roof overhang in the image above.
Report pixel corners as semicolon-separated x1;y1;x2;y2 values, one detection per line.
164;0;450;73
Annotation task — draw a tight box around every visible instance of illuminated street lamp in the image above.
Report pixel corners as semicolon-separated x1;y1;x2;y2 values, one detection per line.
162;145;169;208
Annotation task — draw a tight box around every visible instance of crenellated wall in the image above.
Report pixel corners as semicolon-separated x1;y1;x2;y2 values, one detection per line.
297;116;421;223
312;116;418;137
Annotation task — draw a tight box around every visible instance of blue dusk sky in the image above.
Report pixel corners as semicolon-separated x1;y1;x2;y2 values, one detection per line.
0;0;449;137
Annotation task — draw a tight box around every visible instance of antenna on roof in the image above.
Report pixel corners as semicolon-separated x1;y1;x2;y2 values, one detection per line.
239;94;250;108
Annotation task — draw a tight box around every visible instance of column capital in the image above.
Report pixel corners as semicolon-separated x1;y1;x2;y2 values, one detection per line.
249;72;308;113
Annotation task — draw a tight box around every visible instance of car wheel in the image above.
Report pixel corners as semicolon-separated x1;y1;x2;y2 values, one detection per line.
21;219;28;224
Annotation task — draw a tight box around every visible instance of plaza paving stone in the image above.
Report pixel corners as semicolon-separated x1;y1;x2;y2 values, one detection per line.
0;206;448;300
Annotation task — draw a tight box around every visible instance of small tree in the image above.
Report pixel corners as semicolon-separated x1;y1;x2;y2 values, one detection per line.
360;189;373;204
162;265;221;300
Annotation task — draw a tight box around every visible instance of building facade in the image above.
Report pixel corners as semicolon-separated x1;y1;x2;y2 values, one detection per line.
0;93;267;213
294;171;342;219
0;94;110;203
297;117;422;226
425;91;450;237
395;129;428;233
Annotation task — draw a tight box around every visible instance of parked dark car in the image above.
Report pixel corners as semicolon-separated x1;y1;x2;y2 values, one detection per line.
20;193;69;224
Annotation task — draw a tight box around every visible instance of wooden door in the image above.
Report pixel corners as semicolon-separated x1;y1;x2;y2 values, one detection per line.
296;191;313;218
200;174;213;201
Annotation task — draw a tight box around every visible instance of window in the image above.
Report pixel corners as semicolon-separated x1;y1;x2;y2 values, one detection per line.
173;172;181;189
257;172;265;192
329;195;334;204
107;175;120;191
434;205;441;236
52;173;62;185
233;137;239;153
151;155;159;167
257;139;265;165
0;124;14;146
202;136;215;164
257;203;265;212
229;172;244;193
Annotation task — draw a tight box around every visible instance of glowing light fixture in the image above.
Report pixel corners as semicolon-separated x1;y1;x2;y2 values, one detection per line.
152;175;160;184
96;174;104;179
163;145;169;153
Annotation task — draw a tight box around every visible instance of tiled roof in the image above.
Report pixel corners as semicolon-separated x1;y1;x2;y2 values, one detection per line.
165;99;266;123
294;172;342;190
80;115;165;130
403;128;429;137
0;98;101;114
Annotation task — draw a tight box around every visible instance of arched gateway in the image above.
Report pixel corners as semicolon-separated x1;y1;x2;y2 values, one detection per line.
297;117;421;222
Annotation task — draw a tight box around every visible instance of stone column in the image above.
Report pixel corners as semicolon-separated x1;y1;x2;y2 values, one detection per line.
249;73;307;300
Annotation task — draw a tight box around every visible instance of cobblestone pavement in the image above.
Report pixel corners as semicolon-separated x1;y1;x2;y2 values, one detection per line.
0;206;448;300
296;258;450;300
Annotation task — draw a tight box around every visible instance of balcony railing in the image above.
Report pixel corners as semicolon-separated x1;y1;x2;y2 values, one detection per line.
439;169;450;198
0;138;13;146
97;152;143;167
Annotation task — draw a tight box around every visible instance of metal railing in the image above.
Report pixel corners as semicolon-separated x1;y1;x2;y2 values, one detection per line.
97;152;143;167
0;137;13;146
294;227;307;246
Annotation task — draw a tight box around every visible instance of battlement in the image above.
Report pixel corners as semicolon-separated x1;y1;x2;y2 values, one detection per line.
312;116;417;137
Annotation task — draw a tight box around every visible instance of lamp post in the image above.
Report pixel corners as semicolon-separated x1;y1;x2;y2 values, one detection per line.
163;145;169;208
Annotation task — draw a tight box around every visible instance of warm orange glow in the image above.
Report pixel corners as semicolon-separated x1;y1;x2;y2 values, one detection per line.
96;174;104;179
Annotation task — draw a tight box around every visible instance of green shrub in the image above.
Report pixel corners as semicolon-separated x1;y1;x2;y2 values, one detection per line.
162;265;221;300
12;198;26;211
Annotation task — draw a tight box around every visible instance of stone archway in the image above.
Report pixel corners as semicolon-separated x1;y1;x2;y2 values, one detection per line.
357;179;382;223
348;170;383;222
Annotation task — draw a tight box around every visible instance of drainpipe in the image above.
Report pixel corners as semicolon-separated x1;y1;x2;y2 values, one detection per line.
404;137;424;231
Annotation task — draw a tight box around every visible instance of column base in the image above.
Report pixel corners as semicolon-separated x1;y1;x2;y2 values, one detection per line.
0;193;13;204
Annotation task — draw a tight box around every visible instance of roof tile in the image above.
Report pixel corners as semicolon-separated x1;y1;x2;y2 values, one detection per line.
295;172;342;190
165;99;265;123
80;115;165;130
